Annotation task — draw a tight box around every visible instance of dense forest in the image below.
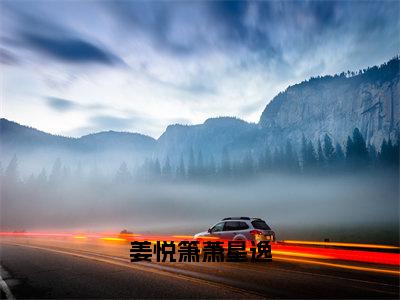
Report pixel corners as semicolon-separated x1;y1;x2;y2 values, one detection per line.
1;127;399;240
1;128;398;187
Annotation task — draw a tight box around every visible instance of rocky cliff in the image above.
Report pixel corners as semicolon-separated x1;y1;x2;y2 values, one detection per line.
156;117;258;165
2;58;399;172
259;58;400;149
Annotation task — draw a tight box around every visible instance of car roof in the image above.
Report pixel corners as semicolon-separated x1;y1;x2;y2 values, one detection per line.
221;217;263;221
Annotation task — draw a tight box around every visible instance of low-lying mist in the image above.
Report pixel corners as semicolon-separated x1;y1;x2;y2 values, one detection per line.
1;172;398;245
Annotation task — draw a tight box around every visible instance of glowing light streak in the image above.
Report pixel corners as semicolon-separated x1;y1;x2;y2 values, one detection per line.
282;240;400;250
273;244;400;265
99;237;127;242
274;256;400;275
1;232;398;266
272;250;331;259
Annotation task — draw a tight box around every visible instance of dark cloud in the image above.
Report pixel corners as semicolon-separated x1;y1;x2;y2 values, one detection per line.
100;0;398;67
90;115;133;130
180;81;217;96
47;97;77;112
133;63;218;96
153;75;217;96
3;0;398;67
0;48;19;65
105;1;196;56
2;0;399;138
21;32;120;65
2;2;123;66
207;1;268;50
46;97;110;112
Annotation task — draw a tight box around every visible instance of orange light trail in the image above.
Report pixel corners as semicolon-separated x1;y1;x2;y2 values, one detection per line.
273;256;400;275
272;250;331;259
273;244;400;265
0;232;74;237
119;233;142;237
282;240;400;250
99;237;127;242
1;232;399;267
172;235;197;239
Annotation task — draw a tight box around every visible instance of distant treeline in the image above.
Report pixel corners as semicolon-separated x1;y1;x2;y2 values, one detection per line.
1;128;399;186
136;128;398;181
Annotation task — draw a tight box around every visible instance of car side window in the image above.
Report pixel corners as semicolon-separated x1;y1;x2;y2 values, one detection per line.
251;220;271;230
238;222;249;230
211;222;225;232
225;221;243;231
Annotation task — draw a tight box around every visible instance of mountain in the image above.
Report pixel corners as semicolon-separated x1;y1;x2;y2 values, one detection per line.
0;118;156;172
79;131;156;153
156;117;259;165
154;58;399;165
1;57;399;172
0;118;72;150
259;57;399;149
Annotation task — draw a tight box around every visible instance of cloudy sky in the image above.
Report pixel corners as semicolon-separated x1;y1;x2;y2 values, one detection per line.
1;0;399;138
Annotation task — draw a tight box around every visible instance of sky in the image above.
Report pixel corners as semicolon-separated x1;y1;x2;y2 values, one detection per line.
1;0;399;138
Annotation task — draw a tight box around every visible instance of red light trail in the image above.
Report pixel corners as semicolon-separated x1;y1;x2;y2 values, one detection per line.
1;231;399;268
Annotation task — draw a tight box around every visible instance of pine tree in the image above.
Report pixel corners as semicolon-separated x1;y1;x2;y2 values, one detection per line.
352;128;369;166
368;144;377;167
346;128;369;170
345;136;354;165
307;141;317;171
153;158;161;177
115;162;131;183
49;158;62;183
207;154;216;178
258;147;272;173
334;142;345;171
393;139;400;170
317;139;325;170
379;138;400;170
387;139;396;165
393;139;400;172
188;147;196;178
302;139;317;173
221;148;231;178
272;147;284;171
176;154;186;180
162;156;172;179
323;134;335;165
197;151;204;178
301;134;308;172
5;154;19;183
240;151;254;176
285;140;299;172
37;168;48;186
292;150;300;173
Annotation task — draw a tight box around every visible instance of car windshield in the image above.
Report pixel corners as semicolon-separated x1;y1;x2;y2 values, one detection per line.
251;220;271;230
211;222;224;232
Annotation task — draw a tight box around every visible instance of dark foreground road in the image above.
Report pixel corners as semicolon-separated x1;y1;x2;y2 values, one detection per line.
0;241;399;299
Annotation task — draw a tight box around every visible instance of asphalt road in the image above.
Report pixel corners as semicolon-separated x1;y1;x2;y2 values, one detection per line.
0;240;399;299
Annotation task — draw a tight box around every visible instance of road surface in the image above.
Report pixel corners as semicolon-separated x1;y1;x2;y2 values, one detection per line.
0;237;399;299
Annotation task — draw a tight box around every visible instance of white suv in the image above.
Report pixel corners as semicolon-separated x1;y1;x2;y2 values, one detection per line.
194;217;276;242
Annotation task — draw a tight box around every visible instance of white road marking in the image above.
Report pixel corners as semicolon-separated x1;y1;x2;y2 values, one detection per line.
2;243;262;298
0;265;15;300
